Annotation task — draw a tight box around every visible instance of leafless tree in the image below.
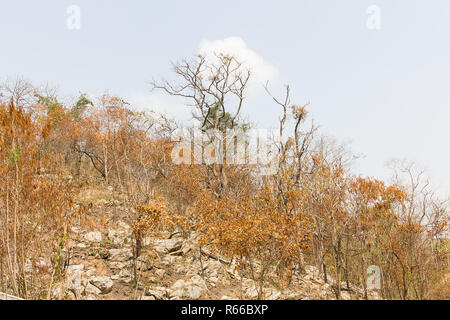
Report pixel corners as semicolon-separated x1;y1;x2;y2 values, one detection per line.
151;54;252;195
0;77;59;109
151;54;251;132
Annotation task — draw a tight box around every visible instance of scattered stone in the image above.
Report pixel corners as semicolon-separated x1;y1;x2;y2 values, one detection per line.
170;276;207;299
89;276;113;294
118;221;131;230
84;282;102;296
155;269;166;277
119;269;133;284
154;239;183;254
145;287;170;300
109;248;133;262
108;229;128;245
67;265;84;295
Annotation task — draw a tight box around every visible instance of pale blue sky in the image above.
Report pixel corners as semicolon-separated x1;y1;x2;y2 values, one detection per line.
1;0;449;196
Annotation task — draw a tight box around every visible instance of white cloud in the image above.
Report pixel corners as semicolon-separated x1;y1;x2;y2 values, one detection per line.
126;38;278;123
198;37;278;88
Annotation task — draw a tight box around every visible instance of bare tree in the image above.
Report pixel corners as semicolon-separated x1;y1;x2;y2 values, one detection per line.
151;54;251;132
151;54;252;196
0;77;36;107
0;77;59;109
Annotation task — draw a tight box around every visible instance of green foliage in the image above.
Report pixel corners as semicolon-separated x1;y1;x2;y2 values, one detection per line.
35;93;63;116
71;93;93;119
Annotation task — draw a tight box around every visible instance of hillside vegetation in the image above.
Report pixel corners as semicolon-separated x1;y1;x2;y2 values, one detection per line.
0;55;448;300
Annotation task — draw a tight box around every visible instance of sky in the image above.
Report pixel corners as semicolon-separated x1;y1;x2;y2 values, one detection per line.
0;0;449;197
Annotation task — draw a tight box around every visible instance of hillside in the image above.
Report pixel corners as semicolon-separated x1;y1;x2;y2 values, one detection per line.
48;187;379;301
0;58;448;300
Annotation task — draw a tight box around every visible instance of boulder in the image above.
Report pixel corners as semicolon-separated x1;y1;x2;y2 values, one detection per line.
89;276;113;294
108;229;128;245
84;282;102;296
154;239;183;254
145;287;170;300
67;265;84;294
169;276;207;299
109;248;133;262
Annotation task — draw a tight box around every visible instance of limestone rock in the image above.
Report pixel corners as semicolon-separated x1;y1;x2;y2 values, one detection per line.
89;276;113;294
109;248;133;262
67;265;84;294
154;238;183;254
108;229;128;245
84;282;102;296
169;275;207;299
145;287;170;300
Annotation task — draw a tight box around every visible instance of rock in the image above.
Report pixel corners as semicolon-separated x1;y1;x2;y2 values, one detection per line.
84;231;102;243
186;286;203;299
136;254;154;271
170;276;206;300
175;265;186;273
89;276;113;294
119;269;132;278
226;261;239;279
341;291;351;300
51;283;66;300
142;295;156;300
145;287;170;300
109;248;133;262
121;277;132;284
209;275;219;284
155;269;166;277
67;265;84;294
108;229;128;245
118;221;131;230
190;275;207;290
160;255;176;267
108;261;129;270
171;279;188;291
154;239;183;254
304;265;319;276
207;260;222;272
119;269;133;284
267;289;282;300
283;290;305;300
84;282;102;296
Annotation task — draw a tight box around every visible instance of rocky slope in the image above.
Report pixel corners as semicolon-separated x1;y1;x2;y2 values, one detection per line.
50;198;379;300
